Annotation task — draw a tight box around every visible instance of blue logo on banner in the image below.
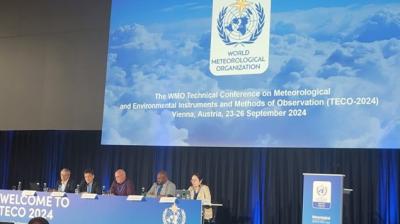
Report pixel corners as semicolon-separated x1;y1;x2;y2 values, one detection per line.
313;183;331;209
217;1;265;46
162;203;187;224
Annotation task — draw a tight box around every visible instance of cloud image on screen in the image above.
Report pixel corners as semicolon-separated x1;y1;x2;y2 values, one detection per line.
101;0;400;149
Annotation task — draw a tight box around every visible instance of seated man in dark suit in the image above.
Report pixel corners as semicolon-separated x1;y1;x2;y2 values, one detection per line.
78;169;102;194
56;168;76;193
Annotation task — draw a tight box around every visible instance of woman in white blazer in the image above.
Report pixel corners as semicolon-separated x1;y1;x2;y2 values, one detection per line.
188;173;213;222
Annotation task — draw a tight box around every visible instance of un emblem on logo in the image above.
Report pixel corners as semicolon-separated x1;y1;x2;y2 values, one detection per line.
210;0;271;76
312;181;332;209
316;185;328;196
162;203;187;224
217;1;265;45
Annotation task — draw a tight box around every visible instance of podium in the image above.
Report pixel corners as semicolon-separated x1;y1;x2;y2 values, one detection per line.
302;173;349;224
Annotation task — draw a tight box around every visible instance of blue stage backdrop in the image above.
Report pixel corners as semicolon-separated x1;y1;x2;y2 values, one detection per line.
1;131;399;223
101;0;400;148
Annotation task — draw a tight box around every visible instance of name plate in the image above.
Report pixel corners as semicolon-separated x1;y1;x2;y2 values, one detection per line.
159;197;176;203
81;193;98;199
50;192;66;197
127;195;144;201
22;190;37;196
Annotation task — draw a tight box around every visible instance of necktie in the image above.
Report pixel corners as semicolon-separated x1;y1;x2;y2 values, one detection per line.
157;185;163;196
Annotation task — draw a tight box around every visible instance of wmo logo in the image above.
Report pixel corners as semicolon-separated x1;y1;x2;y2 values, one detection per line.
210;0;271;76
162;203;186;224
312;181;332;209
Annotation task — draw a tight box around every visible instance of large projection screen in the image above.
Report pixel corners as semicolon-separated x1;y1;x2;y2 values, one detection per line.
101;0;400;148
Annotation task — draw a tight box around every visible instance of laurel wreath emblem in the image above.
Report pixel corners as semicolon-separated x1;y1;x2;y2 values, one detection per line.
162;207;186;224
217;3;265;46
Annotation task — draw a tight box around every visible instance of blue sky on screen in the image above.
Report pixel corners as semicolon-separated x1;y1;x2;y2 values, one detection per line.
103;0;400;148
109;0;399;29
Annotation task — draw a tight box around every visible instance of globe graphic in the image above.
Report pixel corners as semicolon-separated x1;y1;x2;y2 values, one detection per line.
163;208;186;224
224;3;259;42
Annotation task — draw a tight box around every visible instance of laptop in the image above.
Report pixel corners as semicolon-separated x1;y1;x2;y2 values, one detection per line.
29;182;42;191
175;189;190;199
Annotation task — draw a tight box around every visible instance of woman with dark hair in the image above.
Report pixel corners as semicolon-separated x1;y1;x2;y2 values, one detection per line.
28;217;49;224
188;173;213;222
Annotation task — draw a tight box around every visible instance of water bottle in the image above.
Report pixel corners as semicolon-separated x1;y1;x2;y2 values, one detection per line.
181;190;186;199
75;184;80;194
43;183;48;192
58;184;62;192
102;185;106;195
36;182;40;190
187;190;191;199
141;187;146;196
17;181;22;191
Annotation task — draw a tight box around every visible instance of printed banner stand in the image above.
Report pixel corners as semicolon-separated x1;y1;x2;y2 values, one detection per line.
302;173;345;224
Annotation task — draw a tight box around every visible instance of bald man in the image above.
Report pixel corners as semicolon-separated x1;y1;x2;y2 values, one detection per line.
110;169;135;196
147;170;176;197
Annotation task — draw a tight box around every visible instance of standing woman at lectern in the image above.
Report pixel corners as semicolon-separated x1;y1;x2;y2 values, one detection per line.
188;173;213;222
